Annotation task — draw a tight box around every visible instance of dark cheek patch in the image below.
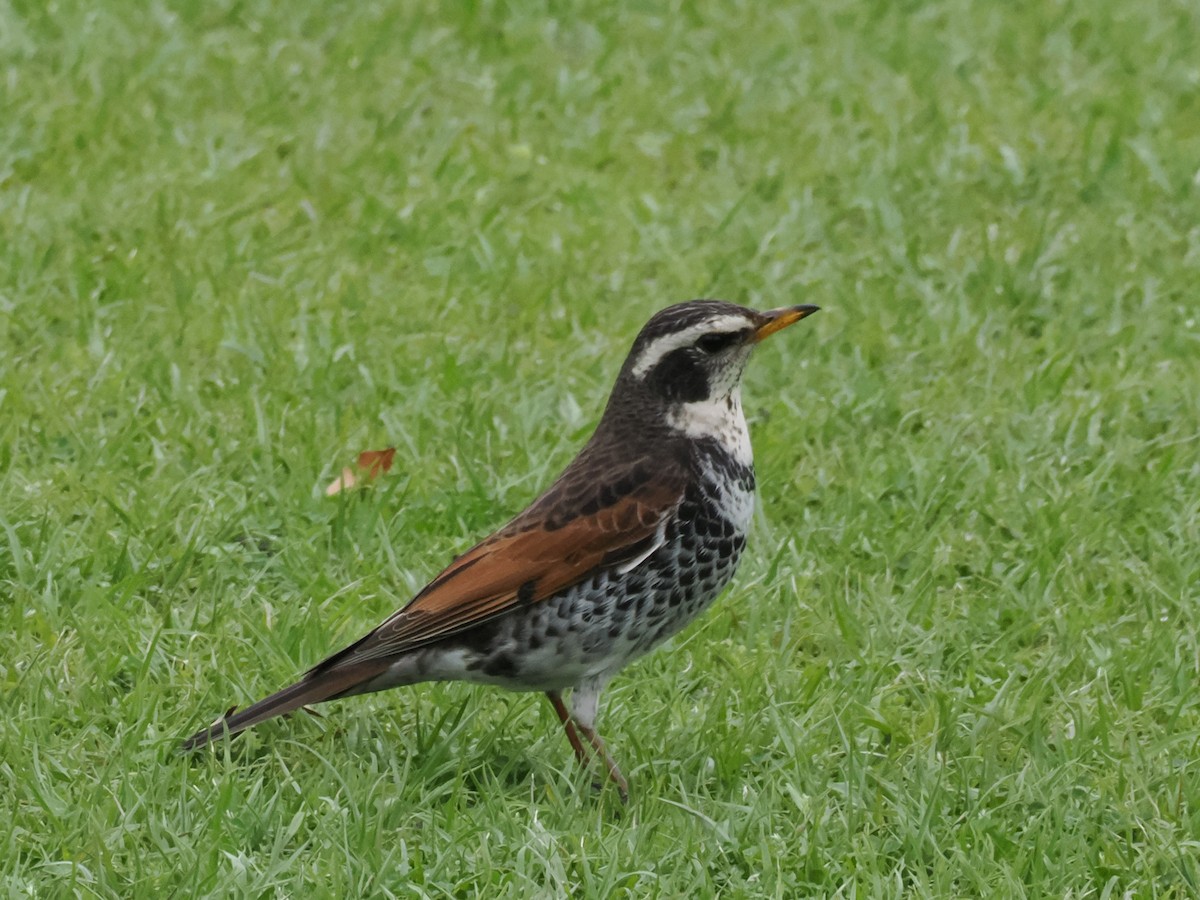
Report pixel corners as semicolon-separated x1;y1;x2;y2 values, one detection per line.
653;349;709;403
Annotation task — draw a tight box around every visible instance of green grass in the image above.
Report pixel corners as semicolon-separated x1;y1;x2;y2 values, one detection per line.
3;0;1199;895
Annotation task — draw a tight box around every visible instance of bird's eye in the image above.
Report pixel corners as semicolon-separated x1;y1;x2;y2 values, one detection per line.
695;332;740;354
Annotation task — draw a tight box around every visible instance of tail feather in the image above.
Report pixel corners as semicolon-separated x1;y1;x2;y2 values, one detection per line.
181;663;385;751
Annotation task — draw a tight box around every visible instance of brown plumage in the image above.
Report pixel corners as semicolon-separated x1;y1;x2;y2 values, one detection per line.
183;300;819;799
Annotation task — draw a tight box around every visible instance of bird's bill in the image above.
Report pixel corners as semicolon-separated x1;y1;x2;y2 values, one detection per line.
754;304;821;342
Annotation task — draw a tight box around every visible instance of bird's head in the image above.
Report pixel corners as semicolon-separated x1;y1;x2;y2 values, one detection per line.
603;300;819;432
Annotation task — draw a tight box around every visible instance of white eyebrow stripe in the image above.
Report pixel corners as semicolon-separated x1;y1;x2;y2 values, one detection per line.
630;315;750;378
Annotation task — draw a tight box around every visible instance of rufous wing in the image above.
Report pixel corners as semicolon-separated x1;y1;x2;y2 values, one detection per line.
310;471;684;671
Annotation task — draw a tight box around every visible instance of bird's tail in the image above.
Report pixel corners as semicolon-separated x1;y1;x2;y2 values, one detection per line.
181;662;386;752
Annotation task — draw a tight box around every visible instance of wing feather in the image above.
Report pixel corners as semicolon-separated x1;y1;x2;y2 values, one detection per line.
311;462;684;671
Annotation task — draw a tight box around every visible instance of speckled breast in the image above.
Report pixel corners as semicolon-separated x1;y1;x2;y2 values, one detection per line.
463;449;757;691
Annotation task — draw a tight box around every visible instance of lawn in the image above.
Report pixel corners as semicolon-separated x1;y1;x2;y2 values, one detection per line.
2;0;1199;895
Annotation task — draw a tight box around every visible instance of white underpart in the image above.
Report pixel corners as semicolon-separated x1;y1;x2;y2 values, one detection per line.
666;386;754;467
707;457;757;527
630;315;752;378
570;677;605;728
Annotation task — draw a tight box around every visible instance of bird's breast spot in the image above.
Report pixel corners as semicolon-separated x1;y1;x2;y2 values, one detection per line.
719;487;755;529
696;464;756;529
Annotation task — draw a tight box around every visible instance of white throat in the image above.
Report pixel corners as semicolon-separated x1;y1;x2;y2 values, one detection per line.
665;388;753;466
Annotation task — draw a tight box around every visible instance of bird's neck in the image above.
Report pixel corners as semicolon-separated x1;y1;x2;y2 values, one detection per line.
665;388;752;467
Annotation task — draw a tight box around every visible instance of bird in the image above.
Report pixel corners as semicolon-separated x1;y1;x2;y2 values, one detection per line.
182;299;820;800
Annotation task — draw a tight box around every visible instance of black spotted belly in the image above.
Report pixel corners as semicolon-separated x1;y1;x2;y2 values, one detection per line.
457;481;750;690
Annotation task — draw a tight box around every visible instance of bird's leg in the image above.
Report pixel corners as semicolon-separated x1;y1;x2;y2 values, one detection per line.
567;683;628;801
576;723;629;803
547;689;629;801
545;691;590;765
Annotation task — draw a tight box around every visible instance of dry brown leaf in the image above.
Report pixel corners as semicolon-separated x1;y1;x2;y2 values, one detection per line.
325;447;397;496
357;447;396;479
